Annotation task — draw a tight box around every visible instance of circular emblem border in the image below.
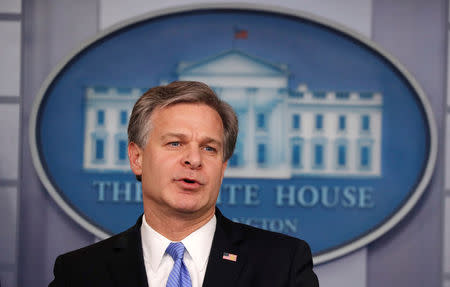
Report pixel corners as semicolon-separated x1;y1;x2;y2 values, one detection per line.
29;3;438;264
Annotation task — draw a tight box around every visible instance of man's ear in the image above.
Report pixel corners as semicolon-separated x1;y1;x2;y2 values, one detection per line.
128;142;143;177
221;160;228;180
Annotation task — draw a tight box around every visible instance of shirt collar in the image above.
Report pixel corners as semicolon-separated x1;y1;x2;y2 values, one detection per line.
182;215;216;272
140;214;216;272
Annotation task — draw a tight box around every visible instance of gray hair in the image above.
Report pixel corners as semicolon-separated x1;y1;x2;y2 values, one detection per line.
128;81;238;179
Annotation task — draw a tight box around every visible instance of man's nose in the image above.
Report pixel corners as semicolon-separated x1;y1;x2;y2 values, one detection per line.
182;145;202;169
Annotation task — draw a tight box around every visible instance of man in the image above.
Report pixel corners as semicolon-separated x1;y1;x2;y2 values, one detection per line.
49;81;319;286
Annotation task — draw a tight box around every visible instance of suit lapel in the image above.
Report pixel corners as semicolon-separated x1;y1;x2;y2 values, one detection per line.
202;208;247;287
107;217;149;287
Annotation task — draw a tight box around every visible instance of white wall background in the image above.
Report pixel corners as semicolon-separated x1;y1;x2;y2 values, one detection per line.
444;2;450;285
0;1;21;286
99;0;373;37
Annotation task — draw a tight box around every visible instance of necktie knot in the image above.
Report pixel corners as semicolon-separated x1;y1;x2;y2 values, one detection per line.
166;242;185;261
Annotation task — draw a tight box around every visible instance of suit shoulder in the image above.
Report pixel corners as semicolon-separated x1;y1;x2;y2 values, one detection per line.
57;224;137;264
225;216;310;248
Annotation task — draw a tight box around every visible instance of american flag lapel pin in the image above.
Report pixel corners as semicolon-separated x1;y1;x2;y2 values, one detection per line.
222;252;238;262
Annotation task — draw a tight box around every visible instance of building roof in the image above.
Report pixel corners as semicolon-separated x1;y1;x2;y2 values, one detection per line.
177;49;290;77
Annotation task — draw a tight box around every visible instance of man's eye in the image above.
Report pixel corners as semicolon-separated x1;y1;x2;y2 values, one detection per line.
204;146;216;152
168;142;180;147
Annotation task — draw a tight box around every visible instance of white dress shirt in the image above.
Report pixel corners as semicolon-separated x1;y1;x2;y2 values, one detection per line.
140;214;216;287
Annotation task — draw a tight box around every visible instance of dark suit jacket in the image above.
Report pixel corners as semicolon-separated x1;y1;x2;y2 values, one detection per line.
49;208;319;286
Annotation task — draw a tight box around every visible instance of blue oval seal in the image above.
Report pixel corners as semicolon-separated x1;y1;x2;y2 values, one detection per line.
30;4;437;264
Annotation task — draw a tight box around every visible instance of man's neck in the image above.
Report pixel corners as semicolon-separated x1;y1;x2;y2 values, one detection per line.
143;207;215;241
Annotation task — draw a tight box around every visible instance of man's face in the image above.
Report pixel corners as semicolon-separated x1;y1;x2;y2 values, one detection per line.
129;103;227;218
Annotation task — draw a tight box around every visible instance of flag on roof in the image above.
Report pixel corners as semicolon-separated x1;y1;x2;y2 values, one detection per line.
234;28;248;39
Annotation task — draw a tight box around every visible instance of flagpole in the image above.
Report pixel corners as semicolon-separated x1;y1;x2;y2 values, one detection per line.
232;26;236;49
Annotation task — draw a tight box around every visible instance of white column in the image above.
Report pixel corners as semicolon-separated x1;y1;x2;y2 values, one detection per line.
0;3;21;287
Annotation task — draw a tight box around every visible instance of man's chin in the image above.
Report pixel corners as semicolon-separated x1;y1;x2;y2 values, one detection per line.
170;203;213;218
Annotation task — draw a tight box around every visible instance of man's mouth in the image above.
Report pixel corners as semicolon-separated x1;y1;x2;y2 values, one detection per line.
174;177;203;187
173;174;205;188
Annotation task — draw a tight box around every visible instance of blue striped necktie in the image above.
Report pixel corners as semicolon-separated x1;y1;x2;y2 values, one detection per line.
166;242;192;287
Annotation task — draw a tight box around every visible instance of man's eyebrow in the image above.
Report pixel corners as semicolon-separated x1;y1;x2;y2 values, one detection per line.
160;133;188;141
202;137;222;147
160;133;222;147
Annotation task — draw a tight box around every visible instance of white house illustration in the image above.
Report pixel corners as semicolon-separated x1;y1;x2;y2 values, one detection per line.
82;87;142;172
83;50;383;178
